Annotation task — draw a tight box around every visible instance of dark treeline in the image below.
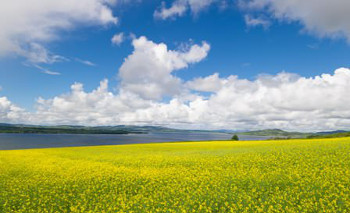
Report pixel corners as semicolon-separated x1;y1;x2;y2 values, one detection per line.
307;132;350;139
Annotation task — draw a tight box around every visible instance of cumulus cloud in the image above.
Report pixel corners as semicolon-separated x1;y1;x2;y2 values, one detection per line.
2;37;350;131
3;67;350;131
0;97;28;123
33;80;141;125
186;73;227;92
118;36;210;100
0;0;118;63
111;32;125;45
154;0;219;20
31;67;350;131
240;0;350;40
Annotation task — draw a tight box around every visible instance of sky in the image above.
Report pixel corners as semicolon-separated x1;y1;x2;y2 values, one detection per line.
1;0;350;131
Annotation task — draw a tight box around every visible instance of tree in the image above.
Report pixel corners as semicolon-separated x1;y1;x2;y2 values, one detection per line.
231;134;239;141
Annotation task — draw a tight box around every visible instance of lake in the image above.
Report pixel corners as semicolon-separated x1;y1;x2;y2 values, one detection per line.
0;132;271;150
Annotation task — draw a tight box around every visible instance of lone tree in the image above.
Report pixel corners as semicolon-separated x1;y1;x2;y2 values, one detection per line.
231;134;239;141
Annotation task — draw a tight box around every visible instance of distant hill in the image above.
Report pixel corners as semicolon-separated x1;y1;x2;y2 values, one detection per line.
313;130;347;135
238;129;311;138
2;123;349;139
307;131;350;139
239;129;350;139
0;123;223;135
0;124;147;134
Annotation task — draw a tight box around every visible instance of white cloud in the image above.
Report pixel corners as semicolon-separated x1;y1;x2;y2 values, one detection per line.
240;0;350;41
33;80;132;125
244;15;271;29
0;0;118;63
111;32;125;45
154;1;188;20
0;97;28;123
3;37;350;131
41;70;61;76
19;43;67;64
118;36;210;100
34;65;61;75
75;58;96;66
188;0;218;14
154;0;219;20
2;67;350;131
186;73;226;92
37;67;350;131
185;69;350;131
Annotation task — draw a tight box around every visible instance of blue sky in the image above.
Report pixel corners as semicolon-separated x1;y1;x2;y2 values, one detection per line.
1;0;350;131
1;0;349;108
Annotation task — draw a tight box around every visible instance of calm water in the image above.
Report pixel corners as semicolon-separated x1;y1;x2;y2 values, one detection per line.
0;132;271;150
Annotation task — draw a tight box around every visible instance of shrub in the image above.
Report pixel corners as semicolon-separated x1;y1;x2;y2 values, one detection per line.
231;134;239;141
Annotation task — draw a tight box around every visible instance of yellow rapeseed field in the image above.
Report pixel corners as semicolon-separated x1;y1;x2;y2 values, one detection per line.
0;138;349;212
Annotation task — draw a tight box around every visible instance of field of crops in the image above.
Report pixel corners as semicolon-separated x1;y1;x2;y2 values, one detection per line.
0;138;349;212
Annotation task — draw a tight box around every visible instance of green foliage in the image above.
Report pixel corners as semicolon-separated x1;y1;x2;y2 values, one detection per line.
231;134;239;141
239;129;310;138
307;131;350;139
0;125;144;134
